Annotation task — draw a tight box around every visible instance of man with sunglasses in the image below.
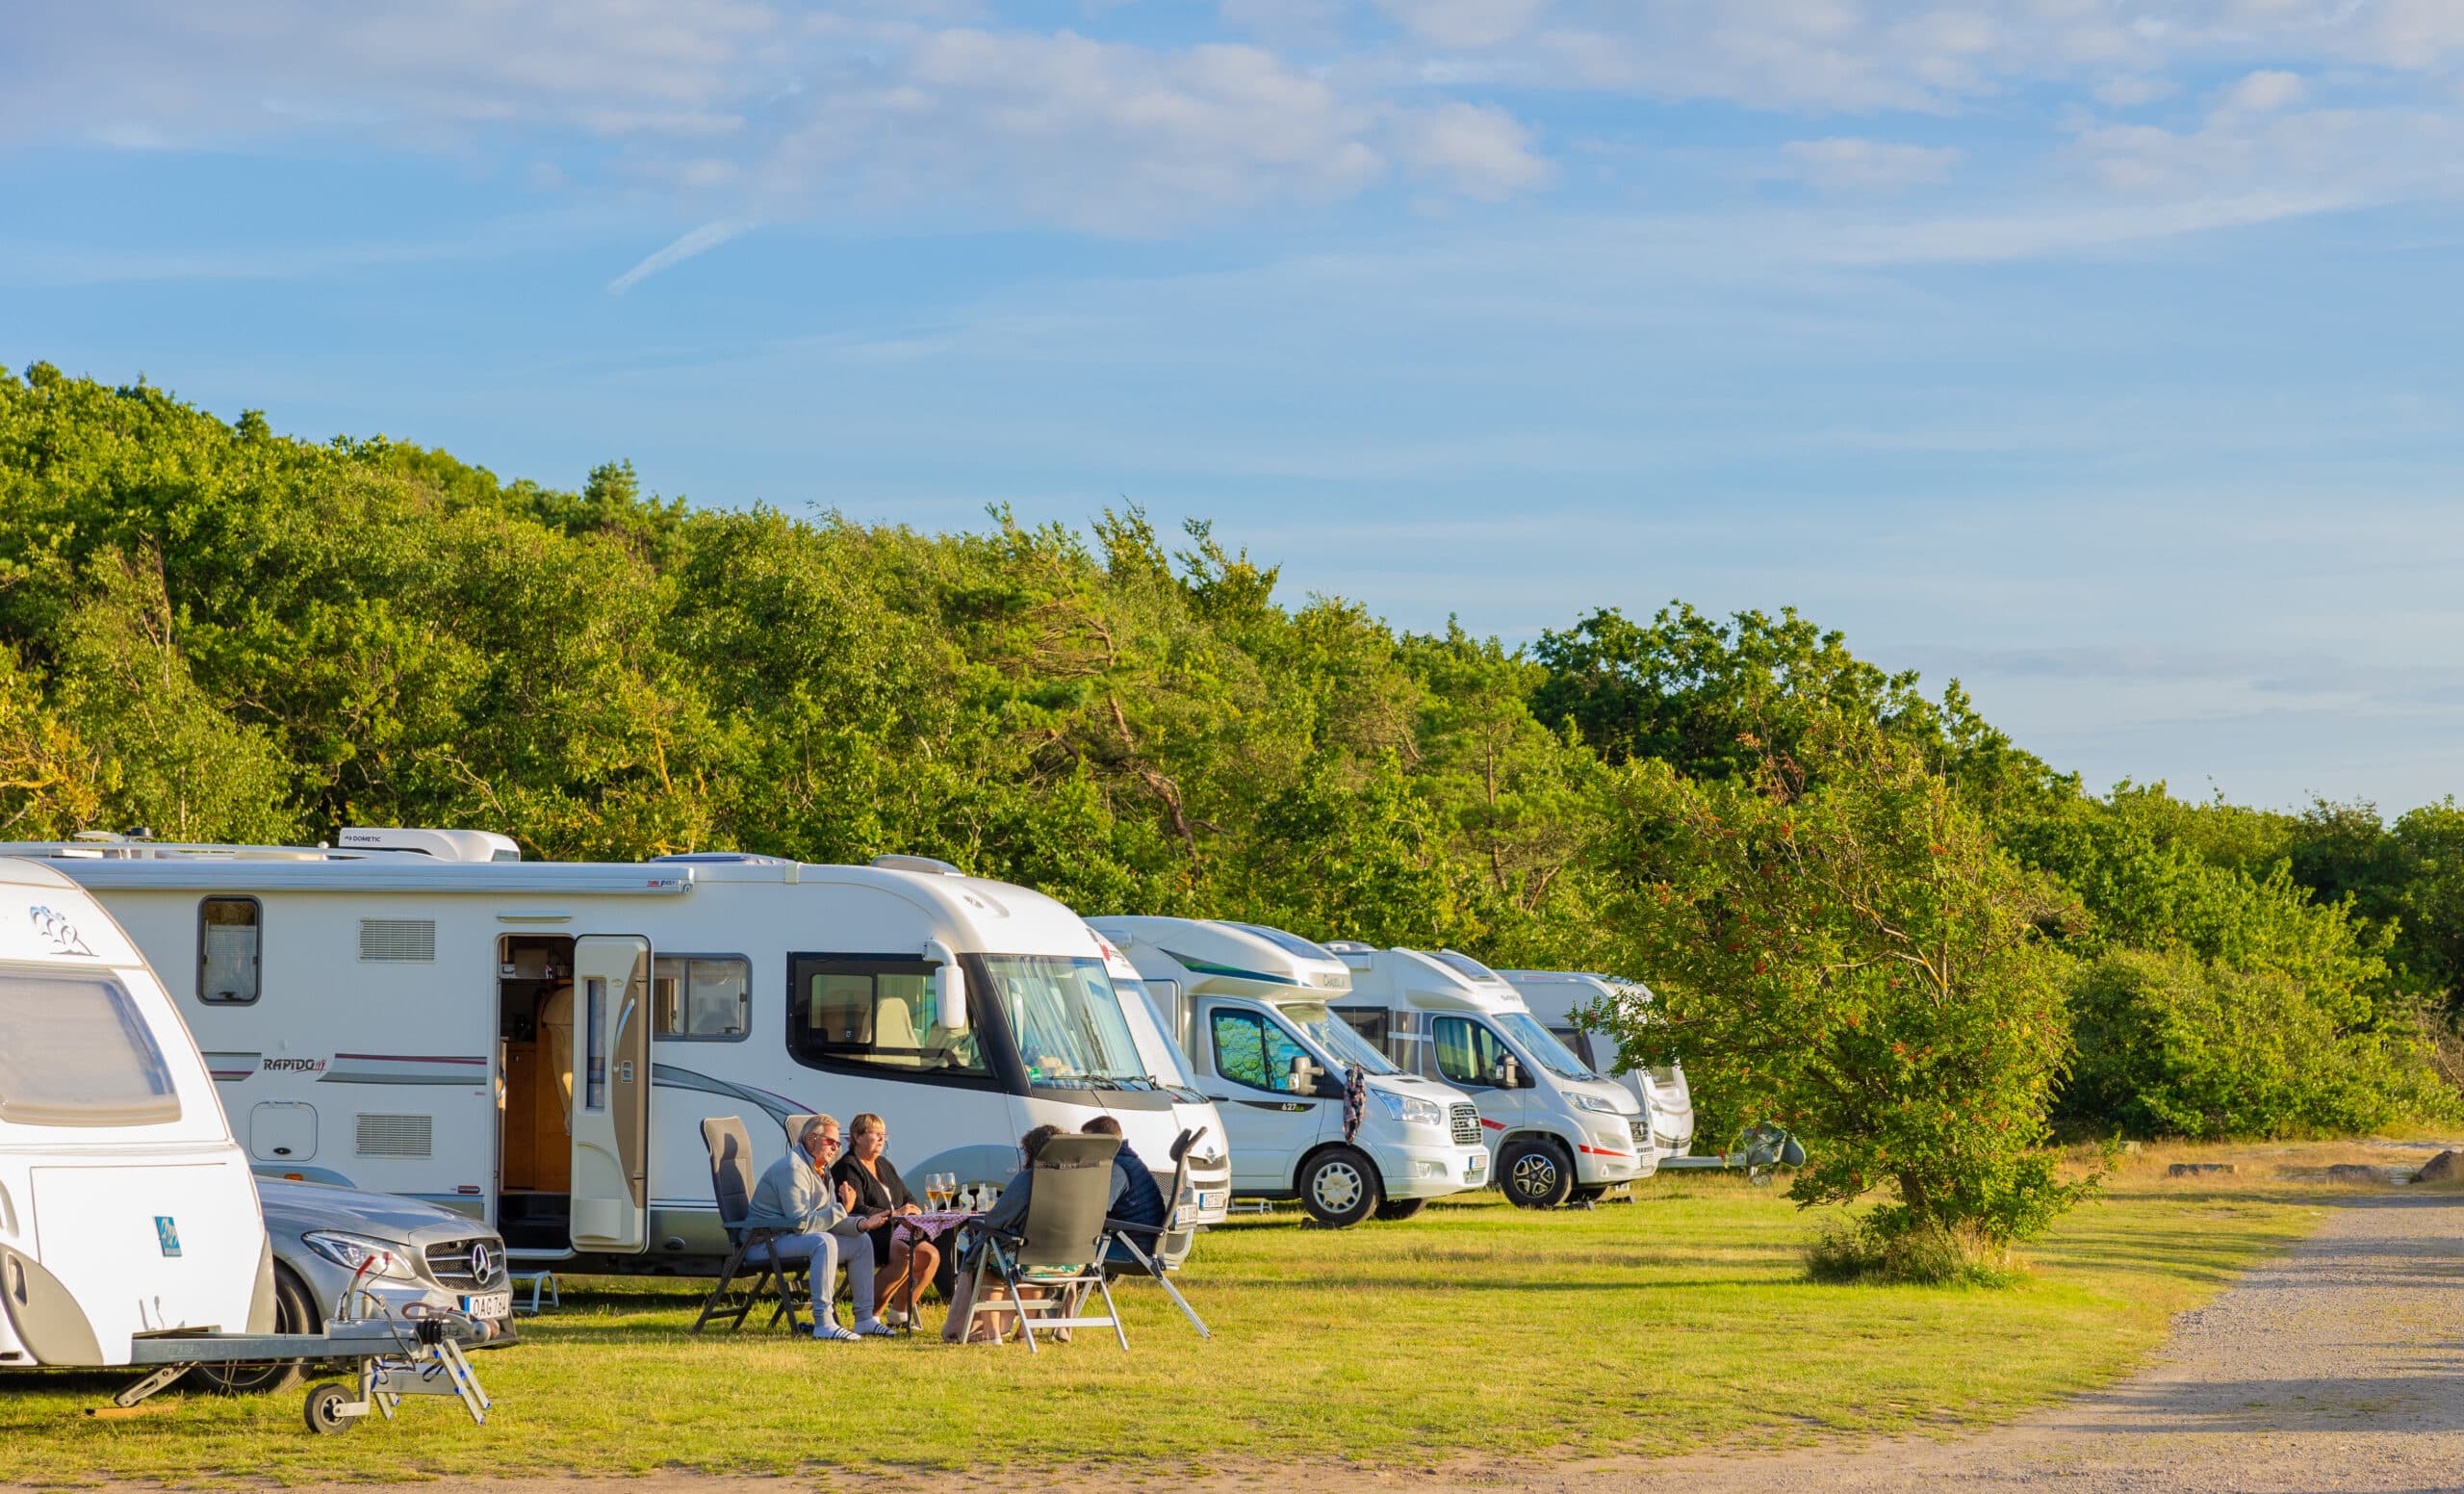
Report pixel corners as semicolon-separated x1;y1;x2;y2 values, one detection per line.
744;1113;895;1340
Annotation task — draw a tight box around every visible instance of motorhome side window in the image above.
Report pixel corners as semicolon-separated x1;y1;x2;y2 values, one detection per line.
787;955;988;1079
1431;1016;1510;1089
1210;1010;1309;1093
0;972;182;1125
653;955;749;1041
197;895;261;1004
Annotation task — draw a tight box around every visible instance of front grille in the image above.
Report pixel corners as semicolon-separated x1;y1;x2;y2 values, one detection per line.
424;1237;508;1291
1450;1102;1481;1146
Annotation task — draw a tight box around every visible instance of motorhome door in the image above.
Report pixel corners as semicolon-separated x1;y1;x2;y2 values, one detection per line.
569;936;652;1252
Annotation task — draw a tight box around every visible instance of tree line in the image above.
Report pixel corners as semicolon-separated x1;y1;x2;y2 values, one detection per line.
3;363;2455;1215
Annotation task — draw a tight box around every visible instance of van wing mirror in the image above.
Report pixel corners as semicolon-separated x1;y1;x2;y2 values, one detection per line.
922;940;969;1034
1498;1054;1524;1089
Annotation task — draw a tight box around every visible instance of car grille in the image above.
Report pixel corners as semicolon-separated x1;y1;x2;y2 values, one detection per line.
1629;1117;1652;1147
424;1237;508;1291
1450;1102;1481;1146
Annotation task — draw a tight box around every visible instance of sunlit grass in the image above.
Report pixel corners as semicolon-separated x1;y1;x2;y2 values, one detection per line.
4;1140;2401;1485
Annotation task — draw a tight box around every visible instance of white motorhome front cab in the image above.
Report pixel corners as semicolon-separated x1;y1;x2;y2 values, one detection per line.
1090;918;1489;1227
6;834;1229;1272
1499;971;1695;1161
1326;945;1654;1209
0;861;273;1369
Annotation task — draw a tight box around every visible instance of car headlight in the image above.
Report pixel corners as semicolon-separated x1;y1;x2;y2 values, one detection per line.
303;1230;421;1281
1372;1091;1446;1126
1569;1091;1624;1115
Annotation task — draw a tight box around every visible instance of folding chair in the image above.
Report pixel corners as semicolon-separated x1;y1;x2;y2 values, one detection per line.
1102;1126;1212;1340
961;1133;1128;1353
689;1116;808;1334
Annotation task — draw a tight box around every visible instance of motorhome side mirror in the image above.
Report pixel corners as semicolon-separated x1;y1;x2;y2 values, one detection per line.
1285;1053;1320;1095
923;940;970;1034
1497;1055;1525;1089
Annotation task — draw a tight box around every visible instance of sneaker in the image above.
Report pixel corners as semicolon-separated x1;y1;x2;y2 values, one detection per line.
812;1322;861;1343
880;1307;910;1328
854;1318;897;1338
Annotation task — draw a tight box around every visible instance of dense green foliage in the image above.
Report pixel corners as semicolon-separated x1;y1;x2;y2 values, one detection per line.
0;362;2453;1160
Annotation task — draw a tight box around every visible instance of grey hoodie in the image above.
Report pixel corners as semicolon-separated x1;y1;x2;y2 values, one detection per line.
745;1145;862;1236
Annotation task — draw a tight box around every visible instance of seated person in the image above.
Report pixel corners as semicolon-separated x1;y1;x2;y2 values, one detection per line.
1081;1116;1168;1258
942;1123;1063;1344
745;1114;894;1341
830;1112;934;1328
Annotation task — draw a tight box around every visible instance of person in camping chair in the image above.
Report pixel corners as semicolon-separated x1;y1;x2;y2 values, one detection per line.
745;1114;894;1341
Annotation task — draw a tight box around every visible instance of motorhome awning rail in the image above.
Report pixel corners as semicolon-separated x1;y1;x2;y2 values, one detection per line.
17;862;697;895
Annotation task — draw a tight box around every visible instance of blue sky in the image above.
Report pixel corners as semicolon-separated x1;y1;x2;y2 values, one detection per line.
6;1;2463;811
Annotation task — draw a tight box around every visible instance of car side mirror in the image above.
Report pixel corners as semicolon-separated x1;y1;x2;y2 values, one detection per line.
1497;1055;1525;1090
923;940;969;1035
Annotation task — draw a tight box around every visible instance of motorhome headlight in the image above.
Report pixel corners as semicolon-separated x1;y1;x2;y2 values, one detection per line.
1372;1091;1446;1127
1568;1090;1623;1116
303;1230;420;1281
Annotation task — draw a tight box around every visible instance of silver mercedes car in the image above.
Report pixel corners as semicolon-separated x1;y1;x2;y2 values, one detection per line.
189;1179;516;1394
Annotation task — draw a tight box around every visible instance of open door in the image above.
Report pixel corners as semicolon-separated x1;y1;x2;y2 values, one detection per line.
569;935;651;1253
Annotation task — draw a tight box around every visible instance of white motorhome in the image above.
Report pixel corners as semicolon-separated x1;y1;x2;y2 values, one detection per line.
1498;971;1695;1161
1088;917;1489;1226
0;859;274;1370
1326;945;1654;1209
6;832;1229;1273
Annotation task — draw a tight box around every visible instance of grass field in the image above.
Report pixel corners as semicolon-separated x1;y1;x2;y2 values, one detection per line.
1;1141;2411;1486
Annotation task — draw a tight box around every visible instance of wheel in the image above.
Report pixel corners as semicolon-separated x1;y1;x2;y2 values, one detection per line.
1297;1146;1380;1227
1372;1198;1426;1222
188;1266;317;1396
1501;1138;1576;1209
301;1382;356;1436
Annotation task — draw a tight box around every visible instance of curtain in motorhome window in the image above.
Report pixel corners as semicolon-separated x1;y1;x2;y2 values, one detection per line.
653;956;749;1040
0;972;182;1126
198;896;261;1004
787;957;988;1078
1209;1010;1310;1094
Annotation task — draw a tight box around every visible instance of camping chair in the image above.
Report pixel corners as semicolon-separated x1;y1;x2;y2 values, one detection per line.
960;1132;1128;1353
689;1116;808;1334
1100;1126;1212;1340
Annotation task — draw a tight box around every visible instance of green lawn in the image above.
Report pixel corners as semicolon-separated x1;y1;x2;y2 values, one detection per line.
0;1156;2338;1485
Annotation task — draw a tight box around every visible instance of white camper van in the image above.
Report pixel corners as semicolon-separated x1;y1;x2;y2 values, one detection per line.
1326;945;1654;1209
0;859;274;1370
8;832;1229;1273
1088;917;1489;1226
1498;971;1695;1161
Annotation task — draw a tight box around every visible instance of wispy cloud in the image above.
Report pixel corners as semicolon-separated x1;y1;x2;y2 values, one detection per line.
607;219;754;295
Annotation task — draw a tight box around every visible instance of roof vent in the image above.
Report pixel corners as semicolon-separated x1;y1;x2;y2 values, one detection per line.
652;852;795;865
871;854;965;878
1322;940;1376;954
339;828;521;863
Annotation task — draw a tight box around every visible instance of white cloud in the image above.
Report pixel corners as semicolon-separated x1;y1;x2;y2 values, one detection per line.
2213;68;2308;117
1391;101;1553;197
1779;138;1962;193
2094;74;2178;107
1373;0;1552;50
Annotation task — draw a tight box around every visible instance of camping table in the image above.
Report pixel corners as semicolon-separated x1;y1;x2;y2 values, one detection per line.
891;1209;982;1333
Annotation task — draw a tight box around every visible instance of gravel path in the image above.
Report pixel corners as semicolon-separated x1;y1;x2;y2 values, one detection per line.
1622;1188;2464;1494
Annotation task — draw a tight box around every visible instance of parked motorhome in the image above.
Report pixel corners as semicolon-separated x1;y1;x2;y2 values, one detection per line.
1325;944;1654;1209
1089;917;1489;1226
0;859;275;1370
1498;971;1695;1161
7;832;1229;1274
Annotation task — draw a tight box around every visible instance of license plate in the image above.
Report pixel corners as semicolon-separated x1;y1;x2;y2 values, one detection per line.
1466;1162;1486;1183
1197;1191;1226;1213
460;1292;510;1320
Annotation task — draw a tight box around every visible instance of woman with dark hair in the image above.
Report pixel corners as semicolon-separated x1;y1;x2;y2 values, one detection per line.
830;1111;931;1328
941;1123;1064;1343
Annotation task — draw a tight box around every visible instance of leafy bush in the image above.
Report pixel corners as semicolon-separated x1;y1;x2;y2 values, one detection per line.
1804;1214;2028;1288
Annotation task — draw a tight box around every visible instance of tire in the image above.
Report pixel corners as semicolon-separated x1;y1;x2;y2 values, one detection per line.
189;1266;317;1396
1297;1146;1380;1228
302;1382;356;1435
1371;1198;1426;1223
1501;1138;1576;1209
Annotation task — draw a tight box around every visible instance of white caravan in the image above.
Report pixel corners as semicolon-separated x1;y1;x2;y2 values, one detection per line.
0;859;274;1370
6;832;1229;1273
1088;917;1490;1226
1325;945;1655;1209
1498;971;1696;1161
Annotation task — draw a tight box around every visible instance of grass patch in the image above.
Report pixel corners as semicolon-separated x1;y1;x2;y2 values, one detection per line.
0;1142;2378;1485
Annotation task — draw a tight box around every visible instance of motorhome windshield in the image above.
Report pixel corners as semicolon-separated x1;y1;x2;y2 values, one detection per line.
1282;1001;1399;1075
1432;949;1503;983
0;970;182;1126
1225;922;1341;963
983;955;1149;1088
1116;977;1195;1087
1495;1011;1595;1081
